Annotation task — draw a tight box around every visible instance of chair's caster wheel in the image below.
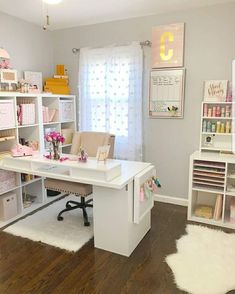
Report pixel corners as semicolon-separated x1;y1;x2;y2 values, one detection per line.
84;222;90;226
57;216;64;221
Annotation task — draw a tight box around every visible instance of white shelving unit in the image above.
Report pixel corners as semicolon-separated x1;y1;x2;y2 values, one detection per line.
0;92;76;228
200;101;233;153
188;151;235;229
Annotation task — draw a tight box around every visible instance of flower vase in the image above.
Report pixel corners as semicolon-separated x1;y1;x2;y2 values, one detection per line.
53;142;60;160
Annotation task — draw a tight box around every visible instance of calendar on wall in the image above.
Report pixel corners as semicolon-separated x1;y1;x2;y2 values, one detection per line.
149;68;185;118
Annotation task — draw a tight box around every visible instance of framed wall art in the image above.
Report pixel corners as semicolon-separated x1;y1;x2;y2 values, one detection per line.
151;23;185;68
149;68;185;118
24;71;42;92
203;80;228;102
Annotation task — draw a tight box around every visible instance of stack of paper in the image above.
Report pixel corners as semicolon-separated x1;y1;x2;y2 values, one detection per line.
195;205;213;219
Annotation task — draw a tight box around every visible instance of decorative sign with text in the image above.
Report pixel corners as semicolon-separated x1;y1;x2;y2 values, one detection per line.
204;80;228;102
151;23;185;68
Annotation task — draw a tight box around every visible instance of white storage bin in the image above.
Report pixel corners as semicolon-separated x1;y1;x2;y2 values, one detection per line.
0;100;15;129
59;100;74;122
0;170;17;194
0;192;18;221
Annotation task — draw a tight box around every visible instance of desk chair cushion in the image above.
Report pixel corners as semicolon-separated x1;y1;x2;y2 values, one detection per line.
44;178;92;197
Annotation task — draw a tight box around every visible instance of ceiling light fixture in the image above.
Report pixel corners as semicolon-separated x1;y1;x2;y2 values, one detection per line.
43;0;62;5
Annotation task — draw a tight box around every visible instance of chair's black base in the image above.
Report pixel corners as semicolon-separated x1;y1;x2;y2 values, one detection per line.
57;197;93;226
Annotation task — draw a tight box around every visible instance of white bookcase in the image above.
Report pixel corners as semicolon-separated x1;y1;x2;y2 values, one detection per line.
188;151;235;229
200;101;233;153
0;92;76;228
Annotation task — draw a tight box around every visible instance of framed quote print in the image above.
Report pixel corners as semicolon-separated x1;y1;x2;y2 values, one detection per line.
203;80;228;102
149;68;185;118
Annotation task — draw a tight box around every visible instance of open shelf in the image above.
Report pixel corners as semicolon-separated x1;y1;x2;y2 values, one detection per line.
201;147;232;152
22;179;44;210
202;101;233;104
189;154;235;229
18;124;39;128
21;176;42;187
202;116;232;120
200;101;233;153
43;121;60;125
190;215;223;226
61;144;72;148
202;132;232;136
190;189;224;223
0;93;76;227
192;187;224;194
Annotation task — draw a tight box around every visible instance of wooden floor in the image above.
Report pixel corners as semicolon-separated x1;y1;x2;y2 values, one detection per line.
0;202;234;294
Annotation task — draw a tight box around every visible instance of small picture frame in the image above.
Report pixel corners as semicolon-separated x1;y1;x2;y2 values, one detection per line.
0;69;17;84
204;135;214;147
24;71;42;92
96;145;110;162
204;80;228;102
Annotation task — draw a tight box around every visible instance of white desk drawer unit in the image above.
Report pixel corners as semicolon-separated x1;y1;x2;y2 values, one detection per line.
2;156;122;183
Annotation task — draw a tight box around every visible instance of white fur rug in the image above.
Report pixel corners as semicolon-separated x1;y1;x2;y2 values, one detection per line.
4;195;93;252
166;224;235;294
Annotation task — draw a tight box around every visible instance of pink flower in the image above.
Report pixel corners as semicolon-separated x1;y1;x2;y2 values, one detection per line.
44;132;65;143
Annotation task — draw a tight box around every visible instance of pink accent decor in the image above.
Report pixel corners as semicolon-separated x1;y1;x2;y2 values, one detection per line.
140;187;145;202
11;144;33;157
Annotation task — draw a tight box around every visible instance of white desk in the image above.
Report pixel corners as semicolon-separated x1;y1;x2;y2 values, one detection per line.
0;155;156;256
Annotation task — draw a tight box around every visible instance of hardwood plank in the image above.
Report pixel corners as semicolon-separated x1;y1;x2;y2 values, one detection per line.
0;202;233;294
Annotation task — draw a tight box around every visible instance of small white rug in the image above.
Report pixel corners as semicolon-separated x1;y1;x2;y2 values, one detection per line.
4;195;93;252
166;224;235;294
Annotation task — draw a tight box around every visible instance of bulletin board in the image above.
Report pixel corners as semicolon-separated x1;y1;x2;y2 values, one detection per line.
149;68;185;118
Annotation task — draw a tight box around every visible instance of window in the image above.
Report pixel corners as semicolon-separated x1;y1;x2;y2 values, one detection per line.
79;43;143;160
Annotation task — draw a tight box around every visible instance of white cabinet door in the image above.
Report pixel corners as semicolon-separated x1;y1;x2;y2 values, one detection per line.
133;165;156;224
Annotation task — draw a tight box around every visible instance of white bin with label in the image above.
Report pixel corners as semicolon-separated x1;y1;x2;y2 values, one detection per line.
0;192;18;221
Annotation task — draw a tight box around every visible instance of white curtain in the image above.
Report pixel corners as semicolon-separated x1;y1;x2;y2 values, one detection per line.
79;42;143;161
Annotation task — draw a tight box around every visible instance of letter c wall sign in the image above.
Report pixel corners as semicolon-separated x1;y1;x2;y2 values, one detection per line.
152;23;185;68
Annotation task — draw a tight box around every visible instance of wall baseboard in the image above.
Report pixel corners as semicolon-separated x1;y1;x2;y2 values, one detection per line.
154;194;188;207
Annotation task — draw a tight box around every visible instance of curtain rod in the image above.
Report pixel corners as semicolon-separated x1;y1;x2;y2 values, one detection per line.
72;40;152;54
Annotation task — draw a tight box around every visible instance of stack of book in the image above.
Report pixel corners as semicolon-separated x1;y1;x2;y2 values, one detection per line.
17;104;36;125
44;64;70;95
42;106;57;123
213;194;223;220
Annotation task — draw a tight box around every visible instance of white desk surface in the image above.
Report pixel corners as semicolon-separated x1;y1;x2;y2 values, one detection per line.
0;155;152;190
7;154;121;171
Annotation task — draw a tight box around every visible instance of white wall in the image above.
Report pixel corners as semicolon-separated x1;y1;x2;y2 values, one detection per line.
52;2;235;200
0;11;54;79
